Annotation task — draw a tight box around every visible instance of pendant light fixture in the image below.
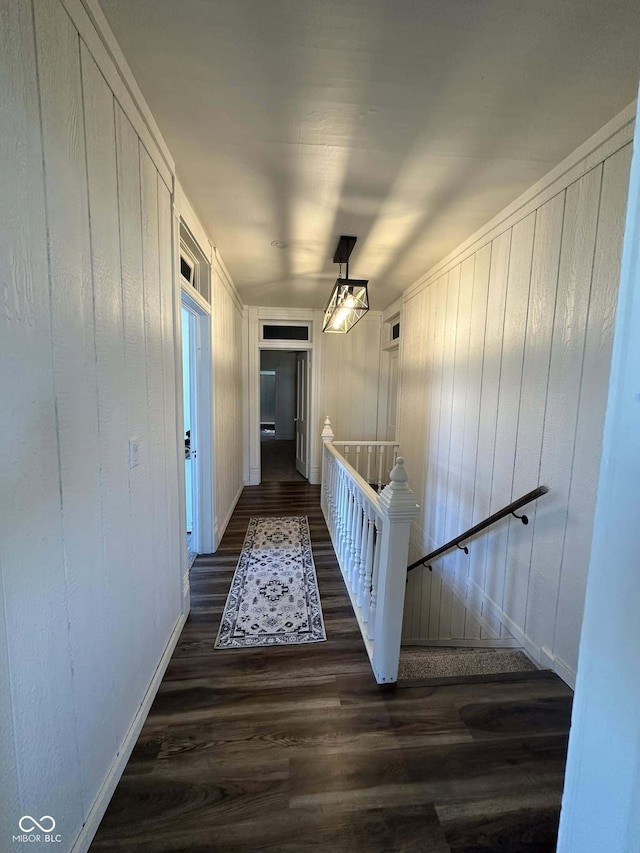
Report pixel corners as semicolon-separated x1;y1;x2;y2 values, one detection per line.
322;235;369;334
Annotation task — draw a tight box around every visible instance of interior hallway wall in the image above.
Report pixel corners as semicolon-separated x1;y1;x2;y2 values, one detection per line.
211;254;245;543
320;312;384;441
399;108;634;686
0;0;246;849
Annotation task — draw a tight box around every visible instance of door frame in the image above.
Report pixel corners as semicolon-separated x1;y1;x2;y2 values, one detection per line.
384;345;400;441
255;344;311;484
246;307;322;486
377;305;403;442
181;286;215;555
295;351;310;478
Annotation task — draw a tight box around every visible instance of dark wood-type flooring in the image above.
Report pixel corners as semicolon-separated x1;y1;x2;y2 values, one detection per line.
260;439;306;482
91;482;573;852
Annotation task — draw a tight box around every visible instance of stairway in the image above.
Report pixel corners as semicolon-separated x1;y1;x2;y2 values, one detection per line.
399;645;539;684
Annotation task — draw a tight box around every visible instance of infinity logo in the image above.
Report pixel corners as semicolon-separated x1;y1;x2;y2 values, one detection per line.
19;816;56;833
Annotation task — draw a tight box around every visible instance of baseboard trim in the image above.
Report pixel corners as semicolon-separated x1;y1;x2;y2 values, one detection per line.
466;579;576;688
70;609;189;853
541;645;576;689
308;465;321;485
215;484;243;549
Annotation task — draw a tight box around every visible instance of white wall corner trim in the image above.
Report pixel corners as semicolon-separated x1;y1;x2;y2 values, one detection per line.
213;247;244;314
70;611;188;853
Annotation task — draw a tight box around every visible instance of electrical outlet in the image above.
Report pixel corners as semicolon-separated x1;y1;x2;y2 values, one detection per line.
128;438;139;469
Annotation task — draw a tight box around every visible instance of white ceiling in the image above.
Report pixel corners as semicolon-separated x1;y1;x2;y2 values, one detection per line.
99;0;640;310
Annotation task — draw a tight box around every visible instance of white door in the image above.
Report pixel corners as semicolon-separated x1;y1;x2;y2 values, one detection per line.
386;348;399;440
295;351;309;478
182;305;199;541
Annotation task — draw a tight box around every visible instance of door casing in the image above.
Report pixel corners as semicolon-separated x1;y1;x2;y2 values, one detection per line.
181;287;215;554
295;351;309;477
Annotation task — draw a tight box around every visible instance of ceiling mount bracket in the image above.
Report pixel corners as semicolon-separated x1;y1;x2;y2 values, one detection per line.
332;235;357;265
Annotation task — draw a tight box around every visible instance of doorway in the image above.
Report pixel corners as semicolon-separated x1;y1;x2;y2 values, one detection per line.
180;289;214;562
260;350;309;481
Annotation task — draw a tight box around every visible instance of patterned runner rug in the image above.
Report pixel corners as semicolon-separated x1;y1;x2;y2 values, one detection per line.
215;516;326;649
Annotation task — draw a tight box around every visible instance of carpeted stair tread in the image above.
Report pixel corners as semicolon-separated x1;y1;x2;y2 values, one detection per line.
399;646;538;681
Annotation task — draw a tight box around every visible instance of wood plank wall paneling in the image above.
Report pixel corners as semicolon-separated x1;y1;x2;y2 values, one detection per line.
550;148;632;671
35;0;100;823
0;0;190;844
141;144;175;645
213;261;244;539
0;0;83;838
158;178;182;603
80;40;124;802
400;141;633;686
320;314;383;441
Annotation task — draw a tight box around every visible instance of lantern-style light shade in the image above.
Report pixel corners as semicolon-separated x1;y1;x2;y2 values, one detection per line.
322;278;369;334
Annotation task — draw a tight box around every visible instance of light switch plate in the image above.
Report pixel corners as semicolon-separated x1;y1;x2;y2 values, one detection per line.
128;438;139;469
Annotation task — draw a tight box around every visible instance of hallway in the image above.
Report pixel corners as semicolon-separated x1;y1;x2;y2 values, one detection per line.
91;483;572;852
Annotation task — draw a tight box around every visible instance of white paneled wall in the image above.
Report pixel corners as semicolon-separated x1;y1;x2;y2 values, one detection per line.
212;260;244;540
321;313;384;440
400;117;633;685
0;0;247;849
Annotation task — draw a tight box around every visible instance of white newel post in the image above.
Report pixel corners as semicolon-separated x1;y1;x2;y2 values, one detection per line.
321;416;334;515
371;457;419;684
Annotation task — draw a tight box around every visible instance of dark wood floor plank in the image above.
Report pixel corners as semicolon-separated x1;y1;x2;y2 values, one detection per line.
91;482;572;852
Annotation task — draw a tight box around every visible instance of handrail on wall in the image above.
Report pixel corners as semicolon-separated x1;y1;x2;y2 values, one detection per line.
407;485;549;573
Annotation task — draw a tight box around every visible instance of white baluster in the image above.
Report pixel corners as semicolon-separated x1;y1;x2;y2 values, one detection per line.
367;518;381;641
356;501;369;607
345;481;354;582
340;474;350;569
371;458;419;684
321;447;328;514
361;510;375;619
339;469;348;565
331;458;338;533
366;445;373;484
327;456;335;535
377;446;385;491
355;444;361;476
349;481;360;592
393;444;399;467
350;491;363;590
341;471;350;567
335;466;343;550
